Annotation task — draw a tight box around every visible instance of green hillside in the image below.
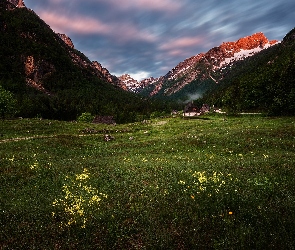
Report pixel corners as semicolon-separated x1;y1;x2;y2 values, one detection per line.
0;2;173;122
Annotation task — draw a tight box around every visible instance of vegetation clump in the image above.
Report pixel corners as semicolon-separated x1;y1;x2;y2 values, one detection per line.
77;112;94;123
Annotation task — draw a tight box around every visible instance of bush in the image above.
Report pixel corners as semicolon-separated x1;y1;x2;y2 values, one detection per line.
0;85;17;119
77;112;94;123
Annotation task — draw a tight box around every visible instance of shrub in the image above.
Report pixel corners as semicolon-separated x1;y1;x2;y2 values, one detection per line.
77;112;94;123
0;85;17;119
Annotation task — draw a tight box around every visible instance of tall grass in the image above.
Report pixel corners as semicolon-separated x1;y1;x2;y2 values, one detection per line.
1;115;295;249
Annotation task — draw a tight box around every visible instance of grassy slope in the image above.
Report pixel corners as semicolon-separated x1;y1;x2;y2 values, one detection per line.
1;115;295;249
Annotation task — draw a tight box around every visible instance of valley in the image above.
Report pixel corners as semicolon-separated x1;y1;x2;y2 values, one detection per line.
1;2;295;248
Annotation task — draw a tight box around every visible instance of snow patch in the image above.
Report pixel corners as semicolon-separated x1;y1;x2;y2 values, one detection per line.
219;43;274;68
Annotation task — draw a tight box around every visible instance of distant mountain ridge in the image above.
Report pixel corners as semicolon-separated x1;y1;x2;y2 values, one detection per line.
125;33;278;98
5;0;279;101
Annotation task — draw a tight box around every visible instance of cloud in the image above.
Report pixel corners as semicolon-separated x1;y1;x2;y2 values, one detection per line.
131;71;152;81
158;36;205;58
27;0;295;81
38;10;158;44
38;11;111;35
160;36;204;51
94;0;183;12
112;71;152;81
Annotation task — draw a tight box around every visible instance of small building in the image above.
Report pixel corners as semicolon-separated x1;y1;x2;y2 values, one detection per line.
183;103;211;117
183;102;199;117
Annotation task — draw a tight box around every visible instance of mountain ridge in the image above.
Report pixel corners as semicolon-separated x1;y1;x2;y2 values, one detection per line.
125;32;278;98
199;27;295;115
2;0;294;118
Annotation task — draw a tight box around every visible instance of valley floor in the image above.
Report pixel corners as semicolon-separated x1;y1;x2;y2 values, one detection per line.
1;115;295;249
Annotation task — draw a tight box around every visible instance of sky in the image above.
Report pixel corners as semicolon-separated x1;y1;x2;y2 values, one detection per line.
24;0;295;81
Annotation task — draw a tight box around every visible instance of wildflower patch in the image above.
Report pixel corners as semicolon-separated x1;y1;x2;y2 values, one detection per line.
52;168;107;229
179;171;234;195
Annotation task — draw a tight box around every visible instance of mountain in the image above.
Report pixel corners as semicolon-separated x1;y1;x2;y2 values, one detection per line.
134;33;277;100
0;0;166;121
199;27;295;115
118;74;137;92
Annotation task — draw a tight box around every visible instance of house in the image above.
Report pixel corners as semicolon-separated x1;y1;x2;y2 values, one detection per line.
183;102;199;117
183;103;211;117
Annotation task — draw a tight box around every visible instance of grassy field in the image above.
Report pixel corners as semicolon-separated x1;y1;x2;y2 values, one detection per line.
1;114;295;249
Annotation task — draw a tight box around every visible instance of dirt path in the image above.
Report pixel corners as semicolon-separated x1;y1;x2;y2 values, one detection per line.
0;134;94;144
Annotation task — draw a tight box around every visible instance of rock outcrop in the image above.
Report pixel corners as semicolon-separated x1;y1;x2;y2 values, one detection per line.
57;33;74;49
23;55;54;94
91;61;127;90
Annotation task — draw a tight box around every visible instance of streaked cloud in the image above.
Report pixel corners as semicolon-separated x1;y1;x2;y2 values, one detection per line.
38;11;111;35
25;0;295;79
38;10;158;44
160;37;204;50
94;0;183;12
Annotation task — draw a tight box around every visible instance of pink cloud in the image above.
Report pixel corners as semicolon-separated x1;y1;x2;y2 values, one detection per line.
97;0;182;12
166;49;187;57
160;36;204;51
37;10;158;43
38;11;111;34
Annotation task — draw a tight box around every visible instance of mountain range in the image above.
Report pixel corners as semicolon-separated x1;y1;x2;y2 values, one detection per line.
1;0;295;118
122;33;278;99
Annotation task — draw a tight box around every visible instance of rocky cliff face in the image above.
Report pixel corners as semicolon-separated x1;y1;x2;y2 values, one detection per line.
56;33;126;89
91;61;127;90
136;32;278;97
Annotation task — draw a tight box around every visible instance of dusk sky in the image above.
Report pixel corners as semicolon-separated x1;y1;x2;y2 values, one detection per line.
25;0;295;81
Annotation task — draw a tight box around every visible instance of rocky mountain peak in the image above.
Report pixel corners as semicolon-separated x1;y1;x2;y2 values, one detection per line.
7;0;25;8
118;74;139;92
219;32;277;56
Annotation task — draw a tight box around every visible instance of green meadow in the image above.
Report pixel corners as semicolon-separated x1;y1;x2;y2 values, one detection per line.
1;114;295;249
